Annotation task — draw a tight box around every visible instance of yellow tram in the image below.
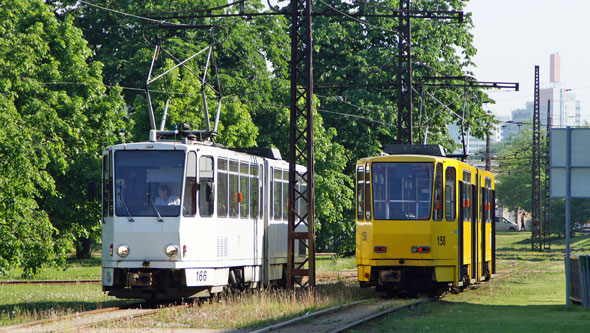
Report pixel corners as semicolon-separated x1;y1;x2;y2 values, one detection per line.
356;145;495;293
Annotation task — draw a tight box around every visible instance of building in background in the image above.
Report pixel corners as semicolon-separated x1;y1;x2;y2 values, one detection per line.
447;53;583;151
499;53;583;142
541;53;582;127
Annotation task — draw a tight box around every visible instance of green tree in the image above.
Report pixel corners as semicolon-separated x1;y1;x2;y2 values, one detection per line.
270;95;355;253
493;128;578;237
0;0;127;272
311;0;492;166
55;0;284;145
56;0;490;255
495;128;533;211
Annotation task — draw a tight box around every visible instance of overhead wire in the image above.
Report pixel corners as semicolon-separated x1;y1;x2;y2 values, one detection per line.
79;0;187;26
74;0;476;136
30;79;399;127
314;0;399;35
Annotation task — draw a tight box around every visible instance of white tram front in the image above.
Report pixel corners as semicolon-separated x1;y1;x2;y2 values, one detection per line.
101;130;307;299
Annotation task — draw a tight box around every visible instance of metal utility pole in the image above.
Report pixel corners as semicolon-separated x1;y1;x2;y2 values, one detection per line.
415;77;519;160
396;0;413;144
486;134;492;171
287;0;315;289
531;65;542;251
144;2;317;289
144;1;464;289
543;99;552;250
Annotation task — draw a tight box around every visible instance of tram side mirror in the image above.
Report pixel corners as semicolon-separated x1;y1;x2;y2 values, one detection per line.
87;181;96;202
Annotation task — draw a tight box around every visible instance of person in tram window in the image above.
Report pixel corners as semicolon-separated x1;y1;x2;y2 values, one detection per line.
155;184;180;206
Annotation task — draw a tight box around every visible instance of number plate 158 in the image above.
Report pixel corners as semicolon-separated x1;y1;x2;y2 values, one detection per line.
185;268;212;286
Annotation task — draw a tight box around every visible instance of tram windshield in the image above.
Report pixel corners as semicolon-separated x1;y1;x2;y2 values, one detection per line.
114;150;185;218
372;162;433;220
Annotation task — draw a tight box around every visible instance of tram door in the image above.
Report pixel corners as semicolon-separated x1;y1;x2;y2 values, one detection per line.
481;176;494;280
471;179;478;282
491;189;496;275
458;180;465;285
480;180;487;281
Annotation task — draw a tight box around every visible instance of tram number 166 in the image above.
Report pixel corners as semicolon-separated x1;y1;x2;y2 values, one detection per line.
185;268;212;286
196;270;208;282
437;236;446;246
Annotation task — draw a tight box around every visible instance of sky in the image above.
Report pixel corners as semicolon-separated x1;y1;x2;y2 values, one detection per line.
464;0;590;119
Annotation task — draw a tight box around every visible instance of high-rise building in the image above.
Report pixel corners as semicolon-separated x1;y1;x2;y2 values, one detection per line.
500;53;583;142
550;53;560;83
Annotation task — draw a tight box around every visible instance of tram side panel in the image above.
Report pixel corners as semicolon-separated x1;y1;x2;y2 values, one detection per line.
263;160;308;283
431;162;460;286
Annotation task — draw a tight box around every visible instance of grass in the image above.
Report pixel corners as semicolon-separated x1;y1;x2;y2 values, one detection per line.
0;255;134;326
357;231;590;332
104;281;382;330
0;284;137;326
3;233;590;329
0;256;101;281
316;254;357;274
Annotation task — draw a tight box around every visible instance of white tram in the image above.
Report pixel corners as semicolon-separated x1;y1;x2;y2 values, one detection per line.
101;130;307;299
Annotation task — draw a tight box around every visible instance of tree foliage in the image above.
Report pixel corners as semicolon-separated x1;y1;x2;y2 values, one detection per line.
493;127;586;237
311;0;492;165
494;128;534;213
60;0;355;252
0;0;494;275
0;0;126;274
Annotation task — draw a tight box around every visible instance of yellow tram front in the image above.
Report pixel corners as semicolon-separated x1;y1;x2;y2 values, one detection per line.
356;148;495;294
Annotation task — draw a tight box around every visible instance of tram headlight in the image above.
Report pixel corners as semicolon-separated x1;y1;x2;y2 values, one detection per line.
165;244;179;258
116;244;129;257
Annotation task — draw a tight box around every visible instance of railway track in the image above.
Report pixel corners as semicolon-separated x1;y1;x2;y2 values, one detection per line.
0;279;100;285
0;302;187;332
252;298;430;333
0;270;354;285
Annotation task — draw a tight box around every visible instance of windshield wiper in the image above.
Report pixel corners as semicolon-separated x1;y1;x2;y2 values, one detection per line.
117;190;134;222
146;192;164;222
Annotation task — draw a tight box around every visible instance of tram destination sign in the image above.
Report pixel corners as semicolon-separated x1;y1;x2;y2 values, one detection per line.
550;128;590;198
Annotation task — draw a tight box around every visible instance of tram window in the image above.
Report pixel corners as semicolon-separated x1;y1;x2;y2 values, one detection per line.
462;171;471;221
240;162;249;218
183;152;197;217
250;165;259;219
485;177;492;223
301;182;308;222
114;150;184;218
108;151;113;216
229;160;239;218
357;166;364;220
270;168;274;219
258;166;264;219
490;189;493;222
364;163;371;220
103;154;109;217
372;162;433;220
282;170;288;220
445;167;456;221
199;156;214;217
433;163;443;221
478;186;488;222
273;169;282;220
217;158;228;218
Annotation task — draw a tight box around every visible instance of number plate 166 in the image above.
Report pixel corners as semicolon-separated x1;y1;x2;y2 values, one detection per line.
185;268;213;286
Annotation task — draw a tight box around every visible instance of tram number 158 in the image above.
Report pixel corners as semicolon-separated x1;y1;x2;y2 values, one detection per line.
437;236;446;246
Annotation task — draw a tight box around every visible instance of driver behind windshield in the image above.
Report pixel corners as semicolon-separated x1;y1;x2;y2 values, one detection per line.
154;185;180;206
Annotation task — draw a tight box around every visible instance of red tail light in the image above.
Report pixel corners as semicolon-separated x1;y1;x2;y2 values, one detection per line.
374;246;387;253
412;246;430;253
109;244;113;256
